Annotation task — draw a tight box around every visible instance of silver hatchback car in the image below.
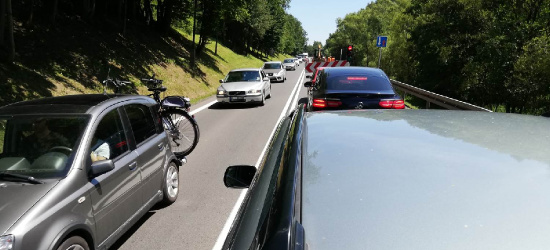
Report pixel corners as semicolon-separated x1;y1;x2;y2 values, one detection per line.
0;94;183;250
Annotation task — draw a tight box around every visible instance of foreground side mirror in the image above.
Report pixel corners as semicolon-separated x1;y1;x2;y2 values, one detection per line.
263;77;270;81
89;159;115;178
219;79;224;83
224;165;256;188
304;81;312;87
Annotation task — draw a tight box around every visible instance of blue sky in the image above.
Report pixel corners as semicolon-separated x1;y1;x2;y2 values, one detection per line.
287;0;374;45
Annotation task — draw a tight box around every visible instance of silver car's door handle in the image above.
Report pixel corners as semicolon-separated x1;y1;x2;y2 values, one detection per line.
158;143;164;150
129;162;137;170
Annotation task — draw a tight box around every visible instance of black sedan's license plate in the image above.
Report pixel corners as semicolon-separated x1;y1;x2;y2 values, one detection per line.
230;96;245;102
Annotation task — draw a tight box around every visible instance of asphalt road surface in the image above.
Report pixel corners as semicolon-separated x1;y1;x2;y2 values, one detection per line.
111;63;310;250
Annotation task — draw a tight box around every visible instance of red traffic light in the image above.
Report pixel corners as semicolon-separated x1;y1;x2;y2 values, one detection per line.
348;45;353;51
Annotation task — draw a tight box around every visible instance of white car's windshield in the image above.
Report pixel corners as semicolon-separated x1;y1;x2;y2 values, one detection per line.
225;71;261;82
0;115;88;179
263;63;281;69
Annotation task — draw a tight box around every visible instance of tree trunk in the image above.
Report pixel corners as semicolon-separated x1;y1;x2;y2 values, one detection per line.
6;0;15;62
191;0;197;64
50;0;59;24
122;0;127;35
0;0;5;45
26;0;34;25
143;0;153;25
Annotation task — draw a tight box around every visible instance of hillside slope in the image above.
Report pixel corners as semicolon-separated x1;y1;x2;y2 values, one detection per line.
0;19;288;106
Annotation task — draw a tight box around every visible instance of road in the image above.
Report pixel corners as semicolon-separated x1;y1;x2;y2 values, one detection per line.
112;64;309;250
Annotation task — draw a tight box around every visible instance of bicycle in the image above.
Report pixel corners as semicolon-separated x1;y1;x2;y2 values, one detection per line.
140;75;200;157
102;74;200;157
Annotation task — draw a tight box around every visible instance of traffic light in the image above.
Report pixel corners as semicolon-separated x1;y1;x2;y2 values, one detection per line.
347;45;353;63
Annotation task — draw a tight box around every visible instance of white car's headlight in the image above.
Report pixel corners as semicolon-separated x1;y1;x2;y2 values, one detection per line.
247;89;261;94
0;235;14;250
217;89;225;95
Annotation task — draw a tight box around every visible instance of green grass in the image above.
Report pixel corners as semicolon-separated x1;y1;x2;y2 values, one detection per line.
0;20;290;106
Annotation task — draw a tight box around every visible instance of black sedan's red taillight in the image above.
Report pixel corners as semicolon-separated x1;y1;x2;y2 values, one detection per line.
313;99;342;109
379;100;405;109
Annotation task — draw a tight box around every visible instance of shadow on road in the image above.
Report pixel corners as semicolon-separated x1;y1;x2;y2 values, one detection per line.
109;211;156;250
208;102;262;110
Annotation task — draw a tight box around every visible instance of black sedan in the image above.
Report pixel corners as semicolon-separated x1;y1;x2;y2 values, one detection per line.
222;105;550;250
304;67;405;111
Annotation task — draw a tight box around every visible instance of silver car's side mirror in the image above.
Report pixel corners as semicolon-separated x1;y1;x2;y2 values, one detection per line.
219;79;224;83
263;77;270;81
89;159;115;178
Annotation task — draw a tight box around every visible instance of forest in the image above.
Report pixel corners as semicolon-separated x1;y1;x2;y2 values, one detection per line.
0;0;307;62
324;0;549;114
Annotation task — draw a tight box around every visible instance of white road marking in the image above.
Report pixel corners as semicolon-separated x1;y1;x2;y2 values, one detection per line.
190;100;218;115
211;69;305;250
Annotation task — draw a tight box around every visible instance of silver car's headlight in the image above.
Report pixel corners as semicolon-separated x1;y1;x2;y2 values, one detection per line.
247;89;261;94
217;89;225;95
0;235;14;250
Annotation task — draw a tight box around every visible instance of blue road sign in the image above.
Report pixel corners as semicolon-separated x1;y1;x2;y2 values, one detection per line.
377;36;388;47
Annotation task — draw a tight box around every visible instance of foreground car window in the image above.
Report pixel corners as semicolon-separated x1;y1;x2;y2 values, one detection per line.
89;109;128;162
225;71;261;82
0;115;88;178
325;75;394;92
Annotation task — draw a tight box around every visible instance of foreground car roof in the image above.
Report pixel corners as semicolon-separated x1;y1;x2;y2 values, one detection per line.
0;94;142;115
303;110;550;250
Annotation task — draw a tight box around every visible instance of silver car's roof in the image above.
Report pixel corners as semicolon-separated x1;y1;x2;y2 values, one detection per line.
264;61;281;64
302;110;550;250
229;68;260;72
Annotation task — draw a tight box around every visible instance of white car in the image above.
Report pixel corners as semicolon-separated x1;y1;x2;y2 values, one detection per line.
217;68;272;106
262;61;286;82
283;58;297;71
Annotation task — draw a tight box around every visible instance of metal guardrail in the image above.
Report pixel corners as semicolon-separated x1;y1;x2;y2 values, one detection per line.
390;79;492;112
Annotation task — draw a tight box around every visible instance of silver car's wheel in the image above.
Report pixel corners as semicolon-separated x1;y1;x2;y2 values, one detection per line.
163;162;179;204
57;236;89;250
260;92;265;106
267;85;272;99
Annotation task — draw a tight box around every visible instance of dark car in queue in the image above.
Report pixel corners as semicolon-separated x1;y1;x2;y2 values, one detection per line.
0;94;183;250
304;66;405;111
222;105;550;250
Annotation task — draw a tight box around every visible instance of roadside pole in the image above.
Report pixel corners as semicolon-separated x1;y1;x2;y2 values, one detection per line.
340;49;342;60
376;36;387;68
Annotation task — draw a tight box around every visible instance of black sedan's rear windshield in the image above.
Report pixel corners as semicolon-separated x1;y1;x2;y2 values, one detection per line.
325;75;393;92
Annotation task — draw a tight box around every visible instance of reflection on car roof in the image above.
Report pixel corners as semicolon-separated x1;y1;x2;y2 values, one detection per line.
303;110;550;250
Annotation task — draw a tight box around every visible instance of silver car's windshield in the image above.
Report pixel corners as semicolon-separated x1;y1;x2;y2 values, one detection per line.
263;63;281;69
284;59;294;63
0;115;88;179
225;71;261;82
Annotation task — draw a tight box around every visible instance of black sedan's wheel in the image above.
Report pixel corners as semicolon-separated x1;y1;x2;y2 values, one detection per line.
162;162;179;205
57;236;89;250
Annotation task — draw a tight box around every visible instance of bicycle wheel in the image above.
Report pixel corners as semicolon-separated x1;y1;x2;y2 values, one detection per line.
161;109;200;157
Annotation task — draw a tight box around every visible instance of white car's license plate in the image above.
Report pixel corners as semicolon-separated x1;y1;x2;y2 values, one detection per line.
230;96;245;102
